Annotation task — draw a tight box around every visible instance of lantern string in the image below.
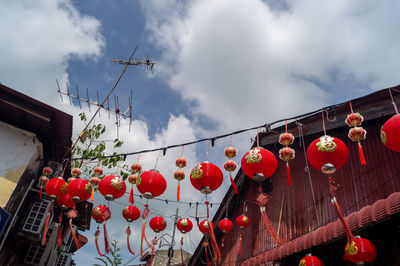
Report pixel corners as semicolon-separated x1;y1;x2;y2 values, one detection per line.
206;140;210;162
349;101;354;113
321;110;327;135
389;88;399;114
229;135;232;146
181;146;184;157
256;129;260;147
61;159;70;178
285;120;288;133
137;153;141;163
154;150;162;169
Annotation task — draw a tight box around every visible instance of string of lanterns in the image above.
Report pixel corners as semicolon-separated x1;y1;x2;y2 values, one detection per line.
38;89;400;264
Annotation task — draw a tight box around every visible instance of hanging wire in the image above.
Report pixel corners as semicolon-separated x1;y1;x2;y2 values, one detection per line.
389;88;399;114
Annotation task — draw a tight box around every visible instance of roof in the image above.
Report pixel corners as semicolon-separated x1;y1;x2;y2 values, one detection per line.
0;83;72;162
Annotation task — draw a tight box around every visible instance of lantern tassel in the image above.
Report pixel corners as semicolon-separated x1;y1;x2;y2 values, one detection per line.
286;162;292;186
90;189;94;202
208;221;221;263
126;226;135;255
230;175;238;194
180;237;184;266
129;187;134;204
95;225;105;256
140;204;150;256
103;222;111;253
57;213;63;247
331;197;354;242
177;182;181;201
204;240;210;266
40;186;43;199
260;206;284;246
69;219;83;250
41;201;53;246
358;142;367;165
237;231;243;254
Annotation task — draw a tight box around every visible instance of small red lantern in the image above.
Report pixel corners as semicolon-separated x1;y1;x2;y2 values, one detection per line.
174;169;185;181
128;174;138;184
279;133;295;146
67;177;76;183
39;175;49;199
223;160;237;172
224;146;237;158
91;205;111;223
71;168;82;177
136;170;167;199
224;141;239;194
306;135;348;174
190;162;223;194
299;253;324;266
122;206;141;222
175;157;187;168
279;147;295;186
149;216;166;233
67;178;92;202
218;218;233;233
177;218;193;234
44;177;67;200
98;175;127;201
93;166;103;176
56;193;75;209
43;167;53;176
235;215;250;228
381;114;400;152
131;163;142;174
344;237;377;264
241;147;277;182
345;112;363;127
199;220;214;235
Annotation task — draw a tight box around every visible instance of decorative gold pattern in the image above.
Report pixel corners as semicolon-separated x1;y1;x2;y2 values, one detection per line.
60;183;68;195
316;136;337;152
299;259;306;266
92;207;101;216
85;183;93;194
180;219;188;226
245;148;262;164
203;221;209;229
345;241;359;256
136;175;142;186
123;207;129;214
279;147;295;161
348;127;366;142
279;133;295;146
111;176;123;190
381;129;387;145
242;216;249;224
190;164;203;179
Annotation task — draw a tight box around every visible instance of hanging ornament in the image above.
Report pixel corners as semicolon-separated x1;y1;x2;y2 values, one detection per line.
90;166;103;201
190;162;223;194
235;214;250;254
122;205;141;255
67;168;92;202
381;114;400;152
278;126;295;186
241;147;277;182
218;218;233;249
177;218;193;234
56;193;75;209
98;175;127;201
344;236;377;265
136;170;167;199
174;147;187;201
44;177;67;201
223;135;239;194
91;205;112;256
299;253;324;266
39;167;52;199
199;220;214;235
127;174;138;204
346;104;367;165
149;216;167;233
224;146;238;158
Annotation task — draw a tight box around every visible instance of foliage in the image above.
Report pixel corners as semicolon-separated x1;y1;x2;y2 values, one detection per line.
71;112;130;179
93;240;123;266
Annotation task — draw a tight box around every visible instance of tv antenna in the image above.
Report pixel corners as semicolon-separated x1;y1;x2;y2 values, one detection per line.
111;55;155;74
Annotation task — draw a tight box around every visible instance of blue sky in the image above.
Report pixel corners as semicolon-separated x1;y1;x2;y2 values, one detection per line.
1;0;400;265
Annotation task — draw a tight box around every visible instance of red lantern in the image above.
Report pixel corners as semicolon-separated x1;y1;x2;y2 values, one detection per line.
235;215;250;228
174;169;185;181
149;216;166;233
299;253;324;266
381;114;400;152
279;147;295;186
67;178;92;202
345;112;363;127
306;135;348;174
44;177;67;200
98;175;127;201
42;167;53;176
122;206;141;222
136;170;167;199
348;127;367;165
190;162;223;194
90;176;100;186
56;193;75;209
93;166;103;176
224;146;237;158
199;220;214;235
344;237;377;264
218;218;233;233
175;157;187;168
131;163;142;174
67;177;76;183
91;205;111;223
177;218;193;234
71;168;82;177
128;174;138;184
241;147;277;182
223;160;237;172
279;133;295;146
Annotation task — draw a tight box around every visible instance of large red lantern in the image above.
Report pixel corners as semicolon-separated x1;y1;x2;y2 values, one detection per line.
299;253;324;266
199;220;214;235
91;205;111;223
45;177;67;200
218;218;233;233
177;218;193;234
122;206;140;223
381;114;400;152
136;170;167;199
190;162;223;194
98;175;127;201
149;216;166;233
67;178;92;202
306;135;348;174
241;147;277;182
344;237;377;264
56;193;75;209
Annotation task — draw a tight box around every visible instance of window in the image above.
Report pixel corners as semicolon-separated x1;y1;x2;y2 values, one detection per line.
56;252;71;266
24;245;45;265
23;199;52;234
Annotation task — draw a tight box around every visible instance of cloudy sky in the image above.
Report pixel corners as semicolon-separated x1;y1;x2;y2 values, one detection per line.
1;0;400;265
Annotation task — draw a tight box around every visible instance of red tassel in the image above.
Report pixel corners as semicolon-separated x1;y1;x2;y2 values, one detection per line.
126;226;135;255
57;213;63;247
140;205;150;256
204;241;210;266
237;231;243;254
40;186;43;199
90;189;94;202
358;142;367;165
95;226;105;256
286;162;292;186
69;219;83;250
180;237;184;265
260;207;284;246
230;175;238;194
41;201;53;246
103;223;111;253
129;187;134;204
331;197;354;242
208;221;221;263
177;182;181;201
